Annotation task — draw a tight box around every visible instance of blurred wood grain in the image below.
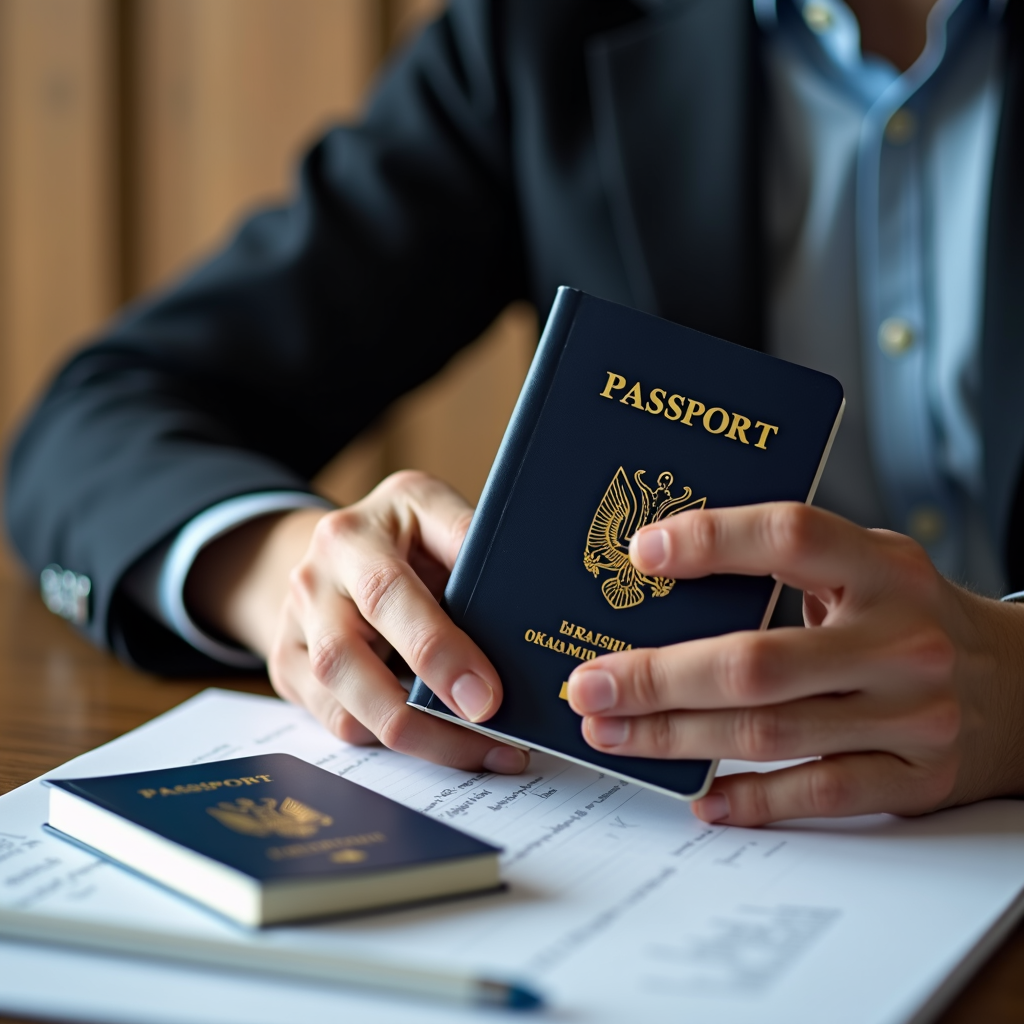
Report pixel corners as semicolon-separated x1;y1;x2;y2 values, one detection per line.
0;0;119;436
0;0;533;529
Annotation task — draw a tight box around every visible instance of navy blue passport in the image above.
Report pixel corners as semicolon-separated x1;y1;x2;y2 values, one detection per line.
408;288;844;799
47;753;500;925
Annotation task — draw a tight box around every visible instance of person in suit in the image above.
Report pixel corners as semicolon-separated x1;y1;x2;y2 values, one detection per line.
7;0;1024;825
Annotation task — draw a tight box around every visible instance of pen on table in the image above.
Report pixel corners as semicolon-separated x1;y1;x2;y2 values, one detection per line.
0;907;544;1011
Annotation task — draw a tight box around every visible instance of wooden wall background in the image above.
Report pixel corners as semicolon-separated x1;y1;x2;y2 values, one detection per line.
0;0;536;544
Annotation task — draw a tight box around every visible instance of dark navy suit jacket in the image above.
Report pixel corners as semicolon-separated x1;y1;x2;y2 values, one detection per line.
6;0;1024;673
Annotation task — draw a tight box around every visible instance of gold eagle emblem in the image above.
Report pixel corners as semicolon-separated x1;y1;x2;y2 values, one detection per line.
206;796;333;838
584;468;705;610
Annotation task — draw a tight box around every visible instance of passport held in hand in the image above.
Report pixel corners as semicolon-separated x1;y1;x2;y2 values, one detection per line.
408;289;845;799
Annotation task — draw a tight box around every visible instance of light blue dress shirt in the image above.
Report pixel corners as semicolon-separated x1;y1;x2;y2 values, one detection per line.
123;0;1012;663
759;0;1007;594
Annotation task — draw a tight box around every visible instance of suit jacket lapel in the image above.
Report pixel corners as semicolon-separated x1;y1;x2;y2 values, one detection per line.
984;0;1024;583
587;0;763;348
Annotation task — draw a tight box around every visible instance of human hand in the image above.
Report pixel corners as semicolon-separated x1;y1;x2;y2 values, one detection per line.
186;471;528;774
565;503;1024;825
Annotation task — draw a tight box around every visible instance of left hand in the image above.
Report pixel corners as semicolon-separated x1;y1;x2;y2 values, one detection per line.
566;503;1024;826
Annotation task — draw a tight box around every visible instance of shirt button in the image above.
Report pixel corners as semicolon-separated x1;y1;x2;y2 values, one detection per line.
878;318;916;356
885;108;916;144
803;3;834;32
908;507;946;545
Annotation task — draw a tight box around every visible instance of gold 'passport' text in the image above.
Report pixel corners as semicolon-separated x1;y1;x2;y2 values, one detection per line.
600;371;779;450
137;775;273;799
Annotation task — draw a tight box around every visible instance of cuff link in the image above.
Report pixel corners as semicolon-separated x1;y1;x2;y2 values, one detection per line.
40;564;92;626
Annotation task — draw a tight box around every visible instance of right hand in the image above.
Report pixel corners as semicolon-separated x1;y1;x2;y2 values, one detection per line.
186;471;528;774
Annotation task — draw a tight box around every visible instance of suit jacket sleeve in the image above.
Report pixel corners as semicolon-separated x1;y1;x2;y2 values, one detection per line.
3;0;529;675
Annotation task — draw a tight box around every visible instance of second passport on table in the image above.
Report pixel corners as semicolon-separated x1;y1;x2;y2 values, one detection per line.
408;288;845;799
47;753;500;926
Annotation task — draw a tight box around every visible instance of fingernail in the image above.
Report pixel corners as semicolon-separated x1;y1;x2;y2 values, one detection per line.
694;792;730;823
483;745;528;774
451;673;495;722
588;716;630;747
633;528;669;571
570;670;616;713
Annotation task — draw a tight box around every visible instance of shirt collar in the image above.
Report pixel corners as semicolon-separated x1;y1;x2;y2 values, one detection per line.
754;0;1007;36
755;0;1003;104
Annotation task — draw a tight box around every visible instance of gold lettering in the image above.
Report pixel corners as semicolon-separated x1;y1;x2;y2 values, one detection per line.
600;371;627;399
754;421;780;449
559;682;569;700
681;398;706;426
620;382;644;409
726;412;751;443
267;831;387;861
526;621;634;662
145;776;274;797
703;407;730;434
600;373;775;450
645;388;666;416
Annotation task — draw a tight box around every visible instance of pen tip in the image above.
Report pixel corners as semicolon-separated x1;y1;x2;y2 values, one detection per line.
507;985;543;1010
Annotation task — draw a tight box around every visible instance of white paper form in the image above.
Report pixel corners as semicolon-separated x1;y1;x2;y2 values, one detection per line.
1;688;1024;1024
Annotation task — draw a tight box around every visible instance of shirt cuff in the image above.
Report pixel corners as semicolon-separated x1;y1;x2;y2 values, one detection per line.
121;491;334;669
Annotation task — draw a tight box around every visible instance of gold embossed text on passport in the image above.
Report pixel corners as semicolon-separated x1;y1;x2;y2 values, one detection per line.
585;467;705;609
267;831;386;861
523;620;633;662
559;619;632;651
138;774;272;799
600;371;779;450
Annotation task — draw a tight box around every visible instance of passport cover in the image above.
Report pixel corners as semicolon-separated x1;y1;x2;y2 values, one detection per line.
49;753;499;882
408;288;845;799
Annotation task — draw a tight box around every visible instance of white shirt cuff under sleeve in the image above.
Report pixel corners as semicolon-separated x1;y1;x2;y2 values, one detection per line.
121;491;334;669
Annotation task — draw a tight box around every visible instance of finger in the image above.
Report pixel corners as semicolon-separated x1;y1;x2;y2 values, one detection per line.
628;502;905;595
567;622;949;715
370;470;475;572
689;753;946;826
578;691;951;762
294;586;526;773
267;605;378;745
313;514;503;724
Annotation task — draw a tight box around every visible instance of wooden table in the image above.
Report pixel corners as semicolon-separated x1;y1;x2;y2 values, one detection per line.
2;546;1024;1023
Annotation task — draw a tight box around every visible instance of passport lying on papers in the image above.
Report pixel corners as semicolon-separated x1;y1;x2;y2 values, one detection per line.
46;753;501;926
408;288;845;800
